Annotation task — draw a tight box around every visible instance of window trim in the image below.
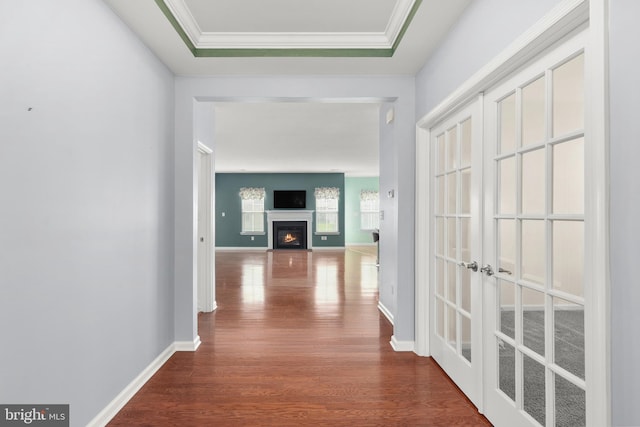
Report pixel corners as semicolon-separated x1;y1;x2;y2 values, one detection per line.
314;187;340;234
359;190;380;231
239;187;266;234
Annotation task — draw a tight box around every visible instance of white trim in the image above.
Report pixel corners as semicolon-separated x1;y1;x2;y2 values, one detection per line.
414;125;431;358
215;246;269;252
174;336;202;352
197;32;393;50
266;210;314;250
215;246;346;253
377;301;394;324
197;142;212;155
390;336;415;352
162;0;416;50
384;0;417;46
86;339;200;427
583;0;610;425
162;0;203;45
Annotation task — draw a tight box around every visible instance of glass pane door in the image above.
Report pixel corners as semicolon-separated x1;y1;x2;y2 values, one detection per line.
484;45;586;427
431;100;482;408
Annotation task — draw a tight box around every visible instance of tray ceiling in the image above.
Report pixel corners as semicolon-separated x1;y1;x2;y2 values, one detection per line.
156;0;421;56
105;0;471;75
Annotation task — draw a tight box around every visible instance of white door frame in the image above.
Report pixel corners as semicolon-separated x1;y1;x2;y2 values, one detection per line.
415;0;609;425
197;142;216;313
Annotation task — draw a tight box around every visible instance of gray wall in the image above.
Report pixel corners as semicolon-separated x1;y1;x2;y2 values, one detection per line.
175;77;415;344
0;1;175;425
416;0;640;425
416;0;564;117
378;102;398;320
609;1;640;425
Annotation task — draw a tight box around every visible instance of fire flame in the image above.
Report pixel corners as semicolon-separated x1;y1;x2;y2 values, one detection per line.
283;233;297;243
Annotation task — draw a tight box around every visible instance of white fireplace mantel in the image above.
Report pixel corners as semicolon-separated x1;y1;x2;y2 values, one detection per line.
266;210;314;250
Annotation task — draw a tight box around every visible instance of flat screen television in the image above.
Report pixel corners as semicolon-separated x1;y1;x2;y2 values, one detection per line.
273;190;306;209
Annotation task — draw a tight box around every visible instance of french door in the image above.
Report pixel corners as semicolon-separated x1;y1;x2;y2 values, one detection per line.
482;31;587;427
424;27;601;427
429;101;483;409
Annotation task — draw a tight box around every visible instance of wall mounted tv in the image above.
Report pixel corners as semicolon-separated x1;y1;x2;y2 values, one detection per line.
273;190;306;209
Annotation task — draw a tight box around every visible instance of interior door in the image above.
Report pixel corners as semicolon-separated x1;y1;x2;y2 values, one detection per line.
197;144;215;313
482;31;587;427
430;100;483;409
197;149;206;312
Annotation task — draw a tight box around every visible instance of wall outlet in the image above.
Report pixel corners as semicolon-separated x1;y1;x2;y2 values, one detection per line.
221;212;225;217
251;236;255;241
321;236;327;241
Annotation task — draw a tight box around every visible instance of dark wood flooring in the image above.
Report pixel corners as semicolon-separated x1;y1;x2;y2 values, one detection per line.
109;247;491;426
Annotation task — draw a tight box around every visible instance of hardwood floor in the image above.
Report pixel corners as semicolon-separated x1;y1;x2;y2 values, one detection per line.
109;247;491;426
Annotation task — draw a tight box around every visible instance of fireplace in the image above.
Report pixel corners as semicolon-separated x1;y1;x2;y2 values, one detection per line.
266;210;313;250
273;221;307;250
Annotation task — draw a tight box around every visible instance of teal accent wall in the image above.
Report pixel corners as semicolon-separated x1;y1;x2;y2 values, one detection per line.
345;177;379;245
215;173;345;248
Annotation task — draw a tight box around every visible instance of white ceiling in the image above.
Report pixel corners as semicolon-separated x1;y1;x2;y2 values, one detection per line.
214;102;381;176
104;0;471;175
184;0;398;33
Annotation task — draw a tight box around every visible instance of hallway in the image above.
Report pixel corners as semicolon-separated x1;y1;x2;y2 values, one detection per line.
109;247;490;426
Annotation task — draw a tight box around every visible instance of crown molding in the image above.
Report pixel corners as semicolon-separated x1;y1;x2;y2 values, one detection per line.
156;0;421;57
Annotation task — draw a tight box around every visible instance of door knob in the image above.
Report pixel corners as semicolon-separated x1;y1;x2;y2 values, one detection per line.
480;264;494;276
459;261;478;272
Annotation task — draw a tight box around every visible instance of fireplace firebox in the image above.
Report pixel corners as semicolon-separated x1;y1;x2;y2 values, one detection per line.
273;221;307;250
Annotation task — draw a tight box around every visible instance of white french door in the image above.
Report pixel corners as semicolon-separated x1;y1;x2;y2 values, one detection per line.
429;100;483;409
421;23;606;426
482;31;588;427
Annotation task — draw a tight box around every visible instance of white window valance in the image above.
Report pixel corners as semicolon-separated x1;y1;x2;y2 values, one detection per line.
360;190;379;201
239;187;265;200
314;187;340;199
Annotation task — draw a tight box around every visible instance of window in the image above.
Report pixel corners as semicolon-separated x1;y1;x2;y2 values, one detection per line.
239;187;265;234
314;187;340;233
360;190;379;230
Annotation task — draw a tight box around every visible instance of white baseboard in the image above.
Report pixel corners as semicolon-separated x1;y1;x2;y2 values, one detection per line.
377;301;394;325
378;304;414;352
215;247;268;251
175;335;201;352
87;338;201;427
86;344;175;427
215;246;349;252
198;302;217;313
390;335;415;352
